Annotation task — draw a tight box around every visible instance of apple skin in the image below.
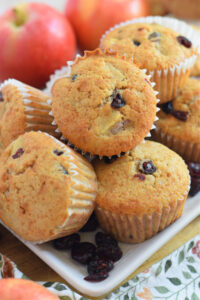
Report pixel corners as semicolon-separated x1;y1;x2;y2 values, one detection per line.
0;3;76;88
65;0;150;51
0;279;59;300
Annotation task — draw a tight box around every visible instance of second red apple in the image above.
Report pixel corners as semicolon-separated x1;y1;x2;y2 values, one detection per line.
65;0;150;50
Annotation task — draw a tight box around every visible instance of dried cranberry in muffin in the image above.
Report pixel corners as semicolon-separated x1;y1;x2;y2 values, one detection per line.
177;36;192;48
110;90;126;109
160;101;189;121
160;101;173;114
139;160;156;174
12;148;24;159
172;110;188;121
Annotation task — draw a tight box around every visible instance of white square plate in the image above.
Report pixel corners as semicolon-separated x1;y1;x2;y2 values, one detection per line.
2;193;200;297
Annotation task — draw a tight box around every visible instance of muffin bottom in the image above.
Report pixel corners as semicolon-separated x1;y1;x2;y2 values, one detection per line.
95;197;185;243
152;127;200;163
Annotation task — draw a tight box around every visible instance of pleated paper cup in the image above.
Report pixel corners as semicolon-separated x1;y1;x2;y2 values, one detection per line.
100;16;200;103
0;79;61;150
95;194;187;243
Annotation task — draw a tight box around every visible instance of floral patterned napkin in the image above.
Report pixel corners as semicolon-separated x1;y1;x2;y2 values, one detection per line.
1;235;200;300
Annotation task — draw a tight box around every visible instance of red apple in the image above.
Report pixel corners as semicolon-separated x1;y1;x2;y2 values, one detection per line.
0;3;76;88
0;279;59;300
65;0;150;51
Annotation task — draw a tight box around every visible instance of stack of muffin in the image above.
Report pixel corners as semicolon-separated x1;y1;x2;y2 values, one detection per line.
0;16;199;245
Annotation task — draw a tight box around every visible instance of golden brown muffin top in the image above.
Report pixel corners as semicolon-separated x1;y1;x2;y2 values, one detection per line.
51;49;157;157
0;132;97;242
157;77;200;143
94;141;189;216
101;23;196;70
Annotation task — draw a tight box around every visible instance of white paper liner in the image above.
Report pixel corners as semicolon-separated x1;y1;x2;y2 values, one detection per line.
0;79;60;139
100;16;200;103
152;126;200;163
44;55;82;95
48;52;159;158
0;131;97;244
44;64;72;95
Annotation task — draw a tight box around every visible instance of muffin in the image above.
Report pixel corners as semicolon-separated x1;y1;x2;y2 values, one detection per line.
191;25;200;76
94;141;190;243
0;131;97;243
162;0;200;20
0;79;60;152
152;77;200;163
100;16;200;103
51;49;158;157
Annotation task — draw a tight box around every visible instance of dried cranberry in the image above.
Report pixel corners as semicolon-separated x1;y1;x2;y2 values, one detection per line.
80;213;99;232
53;150;64;156
95;232;118;248
187;162;200;177
53;234;80;250
84;272;109;282
12;148;24;159
187;162;200;196
96;245;122;262
71;242;96;264
111;91;126;109
134;174;146;181
160;101;173;114
139;160;156;174
133;40;141;46
0;91;4;102
72;74;78;81
160;101;188;121
189;178;200;196
87;257;113;275
171;110;188;121
177;36;192;48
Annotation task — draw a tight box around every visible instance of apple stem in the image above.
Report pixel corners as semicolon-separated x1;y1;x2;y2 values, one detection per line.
13;6;27;27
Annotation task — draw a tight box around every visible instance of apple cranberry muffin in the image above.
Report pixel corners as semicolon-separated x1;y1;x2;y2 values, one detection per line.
100;17;200;103
0;131;97;243
94;141;190;243
51;49;157;157
0;79;60;152
152;78;200;163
